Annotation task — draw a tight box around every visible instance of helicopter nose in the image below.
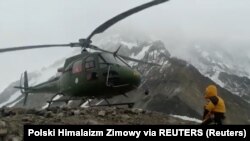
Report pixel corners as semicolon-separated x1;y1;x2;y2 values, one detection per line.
118;66;141;87
131;70;141;87
104;65;141;88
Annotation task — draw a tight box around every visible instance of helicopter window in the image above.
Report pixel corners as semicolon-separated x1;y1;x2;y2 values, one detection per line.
85;61;95;69
84;56;95;69
98;56;108;68
85;56;94;62
101;54;126;66
72;60;82;74
84;58;94;69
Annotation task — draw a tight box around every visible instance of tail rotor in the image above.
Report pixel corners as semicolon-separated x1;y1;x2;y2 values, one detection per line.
22;71;29;105
14;71;30;106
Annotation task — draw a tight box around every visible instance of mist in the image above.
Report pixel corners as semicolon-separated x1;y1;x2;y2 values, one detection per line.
0;0;250;91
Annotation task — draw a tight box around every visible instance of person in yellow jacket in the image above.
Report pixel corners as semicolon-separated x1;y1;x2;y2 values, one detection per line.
201;84;226;125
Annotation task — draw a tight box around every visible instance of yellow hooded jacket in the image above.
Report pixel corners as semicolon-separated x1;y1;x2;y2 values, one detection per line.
204;85;226;114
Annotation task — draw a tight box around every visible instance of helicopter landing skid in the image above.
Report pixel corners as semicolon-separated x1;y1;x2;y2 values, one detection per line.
92;102;134;108
46;96;134;108
47;95;73;108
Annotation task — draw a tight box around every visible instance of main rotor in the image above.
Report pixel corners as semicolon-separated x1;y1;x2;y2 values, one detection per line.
0;0;169;65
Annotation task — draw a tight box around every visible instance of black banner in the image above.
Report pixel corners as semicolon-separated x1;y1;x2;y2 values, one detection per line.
24;125;249;140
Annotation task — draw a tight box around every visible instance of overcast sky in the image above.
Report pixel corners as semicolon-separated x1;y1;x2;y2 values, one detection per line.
0;0;250;91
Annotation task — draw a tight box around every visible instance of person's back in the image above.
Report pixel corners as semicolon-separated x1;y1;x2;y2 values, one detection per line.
202;85;226;125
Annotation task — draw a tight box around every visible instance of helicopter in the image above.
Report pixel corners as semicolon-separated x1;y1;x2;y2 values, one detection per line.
0;0;169;108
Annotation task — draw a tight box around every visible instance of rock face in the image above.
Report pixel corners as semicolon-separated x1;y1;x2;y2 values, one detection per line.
0;107;198;140
109;42;250;124
219;72;250;103
187;46;250;103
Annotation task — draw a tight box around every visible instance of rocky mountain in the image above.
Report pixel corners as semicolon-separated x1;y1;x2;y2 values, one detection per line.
0;35;250;124
110;42;250;124
185;45;250;103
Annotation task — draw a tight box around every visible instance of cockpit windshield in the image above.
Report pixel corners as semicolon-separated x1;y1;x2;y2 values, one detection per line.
100;53;127;66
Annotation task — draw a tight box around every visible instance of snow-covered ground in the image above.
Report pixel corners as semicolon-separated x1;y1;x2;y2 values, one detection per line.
0;91;22;107
171;114;202;123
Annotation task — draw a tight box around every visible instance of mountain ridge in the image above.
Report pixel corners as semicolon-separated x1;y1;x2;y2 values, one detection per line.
0;36;249;124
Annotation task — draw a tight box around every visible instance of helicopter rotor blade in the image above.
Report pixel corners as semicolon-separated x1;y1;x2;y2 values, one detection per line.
118;55;161;66
87;0;169;41
0;43;82;53
89;45;160;66
1;1;169;51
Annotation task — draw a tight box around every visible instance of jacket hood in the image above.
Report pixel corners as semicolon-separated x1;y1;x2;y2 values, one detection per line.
205;85;217;98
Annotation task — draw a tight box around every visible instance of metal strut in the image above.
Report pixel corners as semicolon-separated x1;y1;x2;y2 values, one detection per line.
47;94;58;108
47;95;72;108
92;99;134;108
106;65;111;87
104;98;111;106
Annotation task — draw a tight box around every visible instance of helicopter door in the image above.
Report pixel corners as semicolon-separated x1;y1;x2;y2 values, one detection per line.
72;60;82;74
84;56;98;81
71;60;83;87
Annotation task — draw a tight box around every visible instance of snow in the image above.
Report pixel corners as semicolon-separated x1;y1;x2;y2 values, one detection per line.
160;61;169;72
0;85;8;95
80;99;104;108
0;91;22;107
192;44;250;79
171;114;202;123
201;51;209;58
210;71;225;88
128;61;138;67
8;97;24;108
53;95;63;101
130;45;151;60
67;100;73;105
120;41;137;49
80;99;92;108
41;103;49;109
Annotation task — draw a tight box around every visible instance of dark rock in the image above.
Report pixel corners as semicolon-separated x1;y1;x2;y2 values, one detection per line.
0;120;7;136
98;110;106;117
4;134;20;141
47;107;60;114
44;111;54;118
22;116;33;122
72;110;80;116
